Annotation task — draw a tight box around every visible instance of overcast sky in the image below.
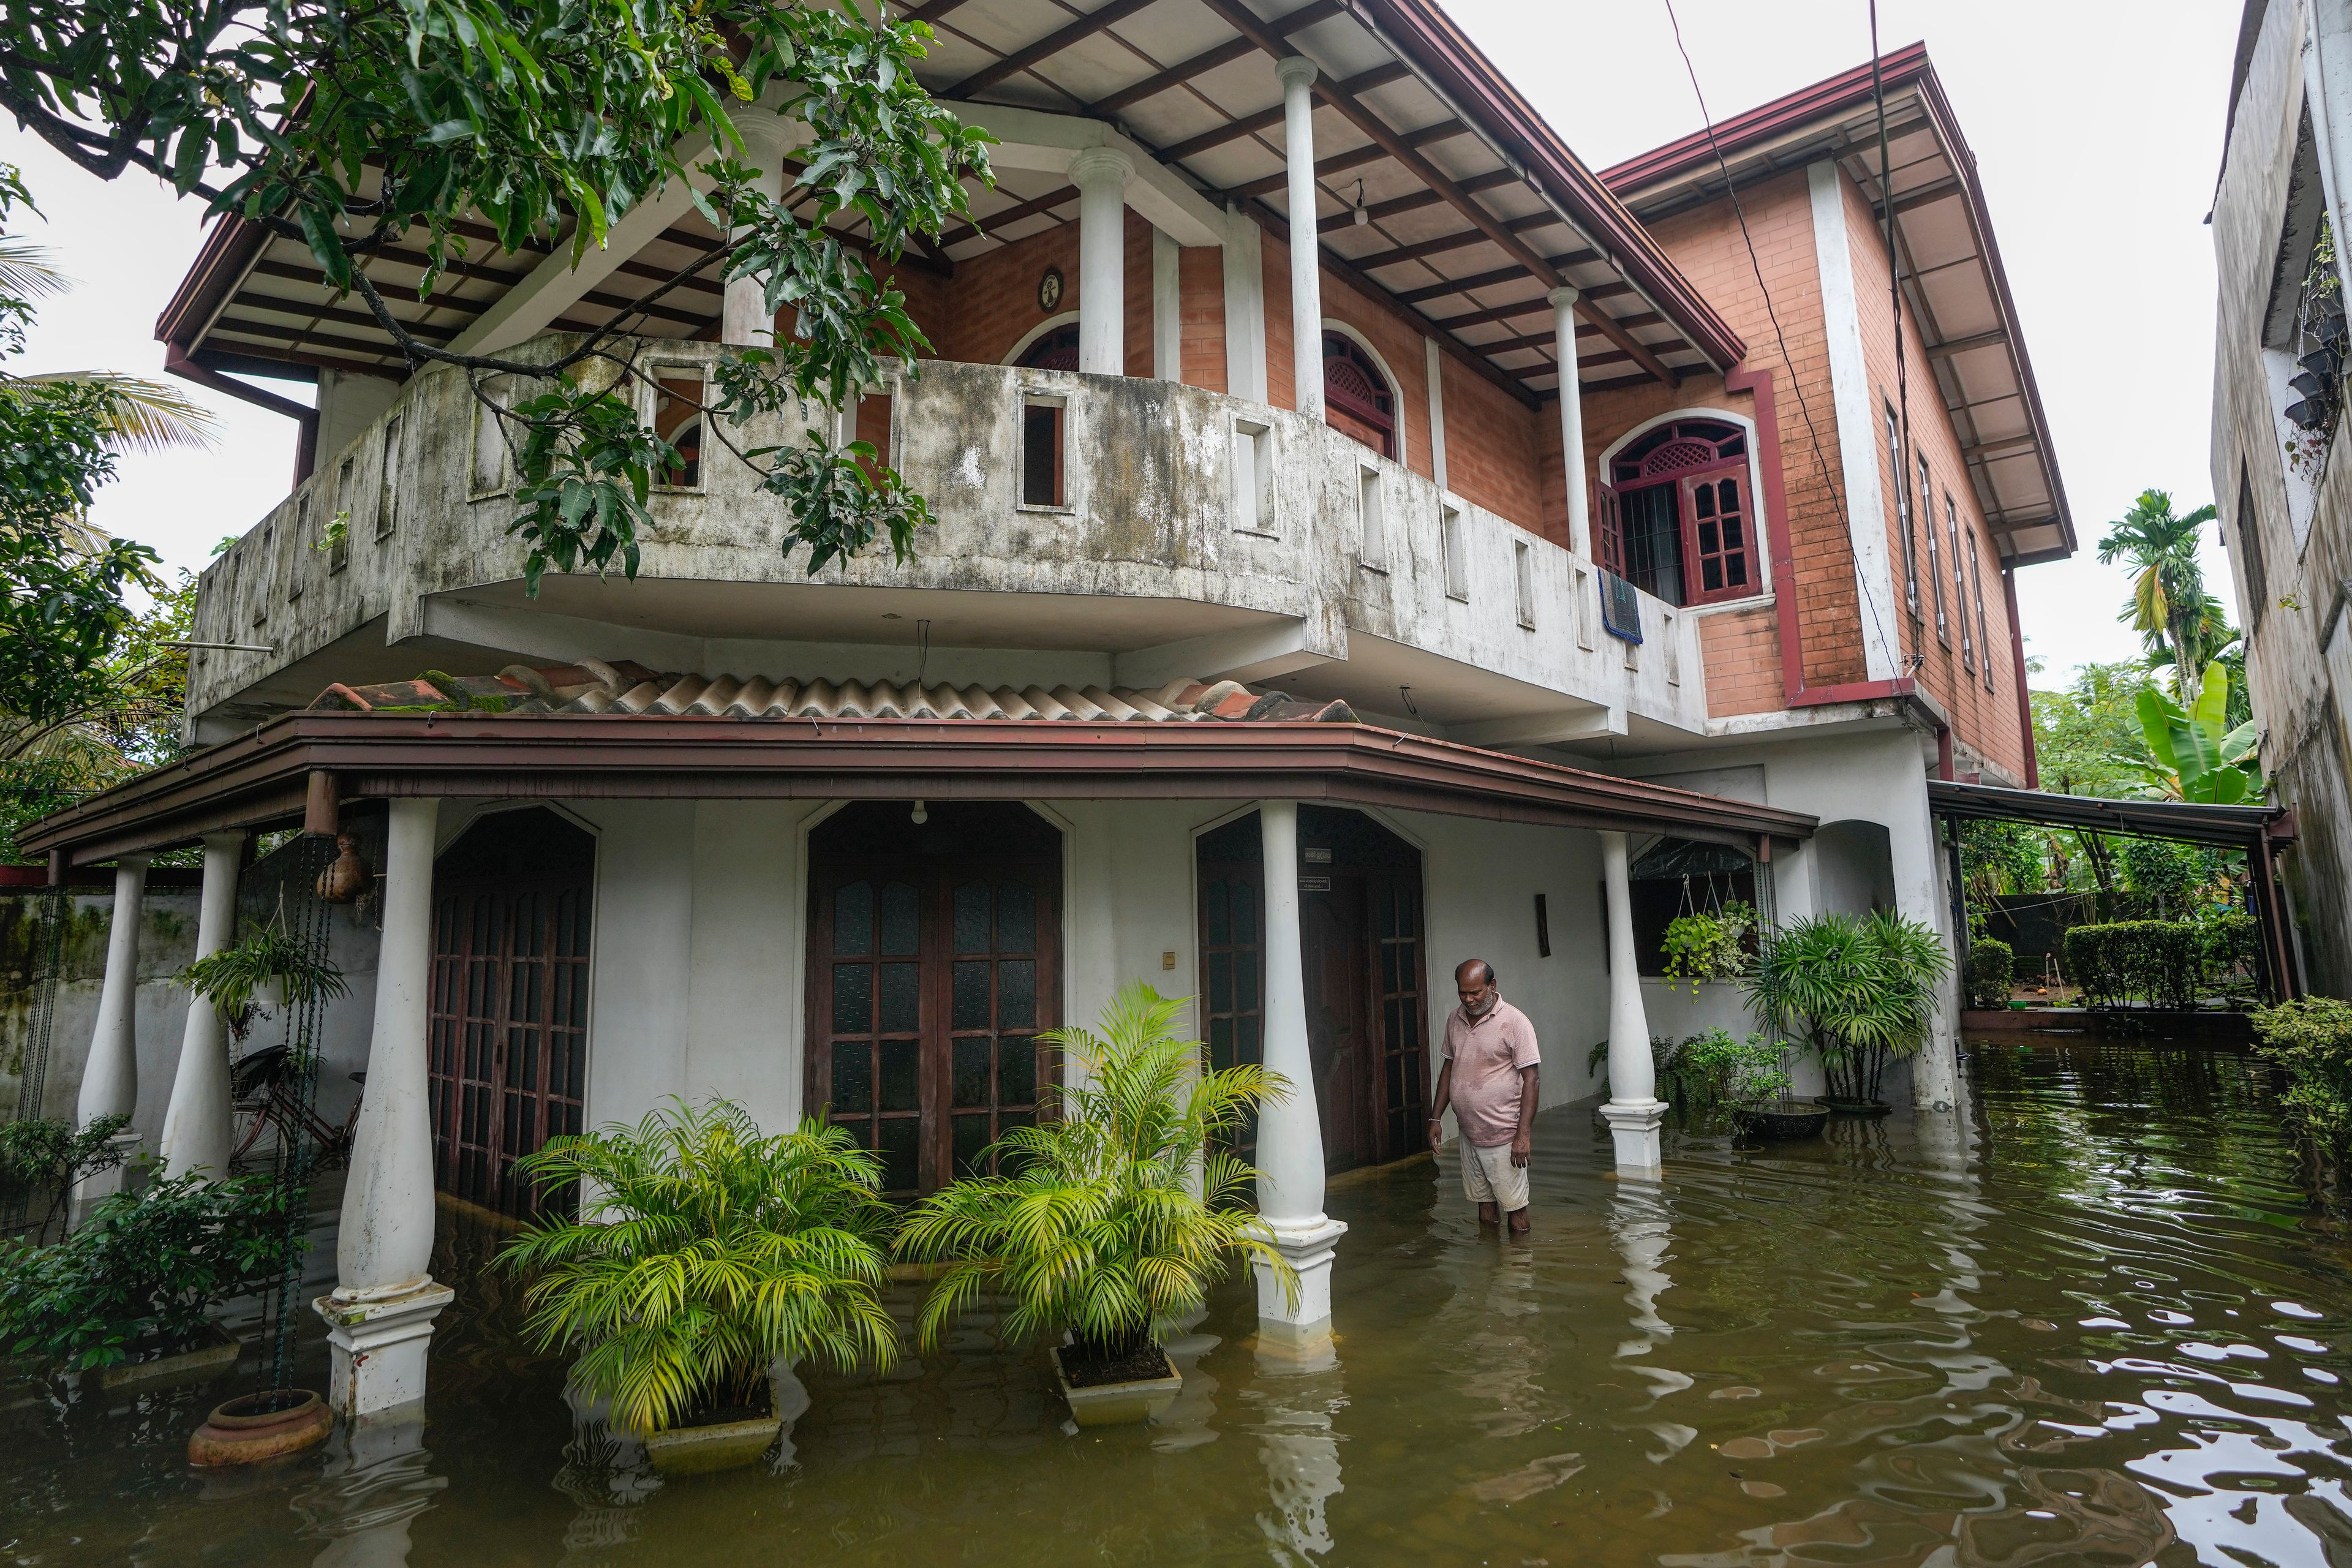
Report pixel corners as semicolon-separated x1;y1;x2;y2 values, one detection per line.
3;0;2242;687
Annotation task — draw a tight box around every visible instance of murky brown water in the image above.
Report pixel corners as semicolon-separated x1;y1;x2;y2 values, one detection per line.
9;1040;2352;1567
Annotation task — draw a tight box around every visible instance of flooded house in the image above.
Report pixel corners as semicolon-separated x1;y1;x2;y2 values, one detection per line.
20;7;2068;1421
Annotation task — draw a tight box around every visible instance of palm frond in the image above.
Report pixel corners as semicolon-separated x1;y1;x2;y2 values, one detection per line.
16;371;219;453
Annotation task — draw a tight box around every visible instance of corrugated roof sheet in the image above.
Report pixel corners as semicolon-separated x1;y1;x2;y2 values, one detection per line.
308;662;1361;725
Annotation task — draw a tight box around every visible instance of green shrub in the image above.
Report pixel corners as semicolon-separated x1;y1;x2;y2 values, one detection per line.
0;1114;129;1244
498;1098;900;1435
1966;938;2015;1009
1673;1028;1790;1111
2062;921;2203;1009
2199;912;2261;989
2250;998;2352;1160
0;1173;294;1373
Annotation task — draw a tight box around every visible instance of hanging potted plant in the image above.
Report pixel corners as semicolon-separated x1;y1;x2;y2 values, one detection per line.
1741;910;1951;1115
1659;900;1757;996
496;1099;900;1476
181;914;349;1033
895;981;1297;1428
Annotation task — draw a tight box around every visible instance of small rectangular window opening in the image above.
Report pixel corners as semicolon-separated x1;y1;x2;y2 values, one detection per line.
469;375;516;497
331;459;354;574
1022;396;1067;509
376;415;402;540
288;497;307;602
1440;503;1468;600
1970;532;1995;693
2236;466;2270;635
1887;402;1918;616
1513;539;1536;629
1921;452;1947;644
1572;567;1595;650
651;368;705;489
1662;610;1680;687
1231;418;1273;533
251;521;274;627
1357;464;1387;568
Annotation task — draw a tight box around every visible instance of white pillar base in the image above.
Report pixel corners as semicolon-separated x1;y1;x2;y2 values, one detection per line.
1253;1215;1348;1342
316;1280;454;1422
1599;1099;1667;1177
69;1131;141;1228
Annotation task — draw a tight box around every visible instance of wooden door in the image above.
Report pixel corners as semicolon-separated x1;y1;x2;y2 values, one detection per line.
428;807;595;1217
806;803;1061;1196
1303;877;1377;1173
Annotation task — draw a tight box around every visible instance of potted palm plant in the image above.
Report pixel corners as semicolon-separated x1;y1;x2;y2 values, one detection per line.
895;981;1296;1428
1741;910;1951;1114
497;1099;900;1476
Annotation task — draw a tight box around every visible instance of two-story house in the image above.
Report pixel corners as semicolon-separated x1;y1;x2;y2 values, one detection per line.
24;7;2068;1422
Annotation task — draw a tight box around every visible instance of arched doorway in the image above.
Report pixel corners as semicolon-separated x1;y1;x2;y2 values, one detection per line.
1197;806;1429;1174
428;807;595;1217
1015;322;1081;371
1322;331;1398;460
805;802;1062;1194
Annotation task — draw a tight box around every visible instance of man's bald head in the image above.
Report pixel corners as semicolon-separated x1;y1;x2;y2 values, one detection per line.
1456;958;1498;1015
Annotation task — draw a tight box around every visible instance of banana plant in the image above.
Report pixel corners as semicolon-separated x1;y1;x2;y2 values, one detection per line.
2122;662;2263;804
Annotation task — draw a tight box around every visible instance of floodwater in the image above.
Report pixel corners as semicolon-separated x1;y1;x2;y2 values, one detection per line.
10;1041;2352;1567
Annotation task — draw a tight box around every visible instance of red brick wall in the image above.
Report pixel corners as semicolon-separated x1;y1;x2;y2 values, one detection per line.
1178;246;1226;391
928;221;1080;367
1123;210;1154;377
1572;170;1863;714
1839;172;2026;780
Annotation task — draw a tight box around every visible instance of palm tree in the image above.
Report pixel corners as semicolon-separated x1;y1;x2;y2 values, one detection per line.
2096;489;2220;699
0;240;217;456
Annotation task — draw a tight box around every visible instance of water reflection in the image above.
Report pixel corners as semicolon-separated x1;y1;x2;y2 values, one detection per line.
12;1042;2352;1566
1250;1336;1347;1561
294;1417;445;1568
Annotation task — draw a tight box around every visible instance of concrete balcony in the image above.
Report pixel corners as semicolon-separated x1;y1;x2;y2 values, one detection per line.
190;337;1708;746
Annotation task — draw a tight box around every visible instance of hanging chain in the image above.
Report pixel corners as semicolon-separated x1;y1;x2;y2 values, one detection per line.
261;835;338;1393
4;883;69;1237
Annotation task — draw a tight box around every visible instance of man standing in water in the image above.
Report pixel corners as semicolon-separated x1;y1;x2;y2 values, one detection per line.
1428;959;1540;1234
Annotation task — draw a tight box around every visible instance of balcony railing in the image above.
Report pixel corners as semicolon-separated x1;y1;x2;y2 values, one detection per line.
191;336;1707;735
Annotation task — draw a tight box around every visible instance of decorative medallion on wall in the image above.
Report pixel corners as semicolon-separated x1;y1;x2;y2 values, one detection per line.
1037;266;1064;314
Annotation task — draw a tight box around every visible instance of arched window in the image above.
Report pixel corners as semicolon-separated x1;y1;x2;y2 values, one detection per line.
1016;323;1080;371
1322;331;1396;459
1597;418;1755;608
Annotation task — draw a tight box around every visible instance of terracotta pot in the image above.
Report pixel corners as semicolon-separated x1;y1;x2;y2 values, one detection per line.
315;834;373;904
187;1388;334;1467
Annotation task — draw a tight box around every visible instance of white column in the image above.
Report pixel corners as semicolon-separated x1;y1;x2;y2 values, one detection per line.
159;831;247;1179
1277;56;1325;418
1152;226;1182;381
1597;831;1665;1175
73;854;151;1216
721;108;793;349
1252;801;1347;1340
317;797;451;1422
1072;146;1133;375
1551;286;1591;558
1423;336;1449;492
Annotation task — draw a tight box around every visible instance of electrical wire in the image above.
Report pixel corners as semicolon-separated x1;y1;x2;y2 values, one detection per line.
1659;0;1902;679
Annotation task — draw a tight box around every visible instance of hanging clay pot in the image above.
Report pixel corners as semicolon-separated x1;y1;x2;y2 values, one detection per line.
315;834;372;905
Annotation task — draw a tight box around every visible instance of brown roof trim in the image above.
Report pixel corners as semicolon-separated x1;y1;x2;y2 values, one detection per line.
1357;0;1747;373
21;714;1818;865
1599;43;2074;560
155;213;270;352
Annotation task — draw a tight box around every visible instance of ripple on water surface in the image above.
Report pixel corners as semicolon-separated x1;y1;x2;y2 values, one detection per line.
6;1041;2352;1567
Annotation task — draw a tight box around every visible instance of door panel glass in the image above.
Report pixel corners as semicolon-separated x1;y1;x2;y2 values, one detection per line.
835;881;873;956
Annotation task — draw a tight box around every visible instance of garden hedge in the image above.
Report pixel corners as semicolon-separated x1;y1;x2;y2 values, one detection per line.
2062;921;2204;1009
1966;938;2015;1009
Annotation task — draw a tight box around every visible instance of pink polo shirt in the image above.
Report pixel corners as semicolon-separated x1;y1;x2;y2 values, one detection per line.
1442;997;1542;1148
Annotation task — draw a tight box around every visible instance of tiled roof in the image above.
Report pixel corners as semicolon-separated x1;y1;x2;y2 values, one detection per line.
307;661;1360;724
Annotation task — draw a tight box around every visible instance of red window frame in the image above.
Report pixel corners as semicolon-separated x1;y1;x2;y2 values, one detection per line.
1600;420;1757;608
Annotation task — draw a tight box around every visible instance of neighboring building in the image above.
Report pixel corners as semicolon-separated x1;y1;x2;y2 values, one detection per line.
2213;0;2352;998
25;8;2068;1418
